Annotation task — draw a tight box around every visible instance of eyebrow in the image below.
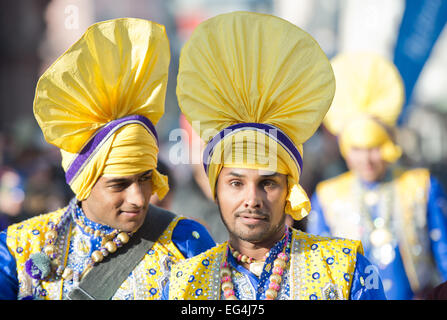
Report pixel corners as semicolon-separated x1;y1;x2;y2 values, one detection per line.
140;170;153;177
104;170;152;184
259;172;281;178
226;171;280;178
105;177;131;185
227;171;244;178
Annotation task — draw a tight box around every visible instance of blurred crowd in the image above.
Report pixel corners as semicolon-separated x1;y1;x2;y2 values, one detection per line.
0;131;73;230
1;102;446;243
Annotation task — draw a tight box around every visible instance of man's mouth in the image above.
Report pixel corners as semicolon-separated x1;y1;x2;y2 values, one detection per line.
120;209;144;217
236;210;269;224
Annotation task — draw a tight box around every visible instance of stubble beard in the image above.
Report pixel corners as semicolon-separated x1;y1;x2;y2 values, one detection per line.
216;197;285;244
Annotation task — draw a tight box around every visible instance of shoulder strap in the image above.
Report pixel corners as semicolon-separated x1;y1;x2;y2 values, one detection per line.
68;205;176;300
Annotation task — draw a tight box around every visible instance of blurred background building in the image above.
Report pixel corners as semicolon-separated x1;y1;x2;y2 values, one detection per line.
0;0;446;239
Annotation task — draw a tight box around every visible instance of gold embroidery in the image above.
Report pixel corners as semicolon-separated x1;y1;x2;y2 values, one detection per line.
169;229;361;300
7;208;186;300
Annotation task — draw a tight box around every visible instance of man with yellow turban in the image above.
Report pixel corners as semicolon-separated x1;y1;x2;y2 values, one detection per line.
307;52;447;300
0;18;215;300
163;12;386;300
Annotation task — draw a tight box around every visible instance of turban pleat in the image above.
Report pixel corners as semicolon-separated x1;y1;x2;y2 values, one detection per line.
177;12;335;220
34;18;170;200
323;52;404;163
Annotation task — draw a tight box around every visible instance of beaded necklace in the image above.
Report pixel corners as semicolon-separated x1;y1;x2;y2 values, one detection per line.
25;199;133;285
228;245;258;264
228;244;266;277
220;227;291;300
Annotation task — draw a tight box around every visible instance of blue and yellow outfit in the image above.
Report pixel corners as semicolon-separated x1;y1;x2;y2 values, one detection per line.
307;52;447;299
0;18;216;300
167;12;386;300
165;227;385;300
0;199;214;300
309;169;447;299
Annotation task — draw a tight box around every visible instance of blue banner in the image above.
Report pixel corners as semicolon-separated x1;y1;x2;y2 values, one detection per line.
393;0;447;125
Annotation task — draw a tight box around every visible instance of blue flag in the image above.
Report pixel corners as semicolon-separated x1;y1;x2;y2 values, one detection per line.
393;0;447;125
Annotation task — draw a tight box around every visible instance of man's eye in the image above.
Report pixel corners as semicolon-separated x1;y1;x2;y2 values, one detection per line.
110;184;127;190
139;175;152;182
262;180;277;188
230;180;242;187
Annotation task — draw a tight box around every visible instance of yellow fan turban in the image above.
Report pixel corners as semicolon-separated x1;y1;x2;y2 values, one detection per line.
177;12;335;220
33;18;170;200
323;52;405;163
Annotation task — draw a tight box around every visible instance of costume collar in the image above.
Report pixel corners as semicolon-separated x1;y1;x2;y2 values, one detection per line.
226;226;292;274
71;198;115;236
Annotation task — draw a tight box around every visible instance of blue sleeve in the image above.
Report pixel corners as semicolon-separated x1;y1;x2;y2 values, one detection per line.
350;253;387;300
307;192;331;236
0;231;18;300
427;175;447;280
171;219;216;259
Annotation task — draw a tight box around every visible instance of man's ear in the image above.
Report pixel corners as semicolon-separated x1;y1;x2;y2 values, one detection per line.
214;189;219;205
213;174;220;204
214;174;223;207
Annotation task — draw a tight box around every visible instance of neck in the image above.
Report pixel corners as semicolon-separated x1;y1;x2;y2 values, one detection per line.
356;167;391;187
228;226;286;263
79;200;112;231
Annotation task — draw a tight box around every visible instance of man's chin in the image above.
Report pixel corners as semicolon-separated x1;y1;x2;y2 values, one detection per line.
233;227;270;243
230;221;286;245
117;214;146;232
117;220;143;233
361;173;381;183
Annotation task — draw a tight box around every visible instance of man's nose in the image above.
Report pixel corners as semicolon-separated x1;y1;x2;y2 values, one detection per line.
125;182;146;208
243;183;262;209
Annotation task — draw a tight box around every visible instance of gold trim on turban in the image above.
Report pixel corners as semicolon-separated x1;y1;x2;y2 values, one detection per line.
33;18;170;200
177;12;335;220
323;52;404;163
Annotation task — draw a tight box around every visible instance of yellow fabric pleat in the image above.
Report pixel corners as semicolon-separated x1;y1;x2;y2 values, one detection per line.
33;18;170;200
60;124;168;201
338;116;402;163
177;12;334;220
323;52;404;163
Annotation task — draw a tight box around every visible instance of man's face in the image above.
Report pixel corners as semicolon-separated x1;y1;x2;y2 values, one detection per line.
345;147;388;182
216;167;288;245
81;170;153;232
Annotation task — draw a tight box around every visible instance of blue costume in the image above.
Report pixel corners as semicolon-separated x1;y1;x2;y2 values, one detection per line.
0;200;215;300
308;170;447;300
163;227;386;300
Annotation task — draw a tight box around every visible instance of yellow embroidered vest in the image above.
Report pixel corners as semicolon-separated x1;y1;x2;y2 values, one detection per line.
169;228;363;300
6;207;185;300
315;168;434;292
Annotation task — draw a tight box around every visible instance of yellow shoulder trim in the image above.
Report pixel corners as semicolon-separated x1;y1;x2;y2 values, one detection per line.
394;167;429;185
315;171;355;217
294;228;364;255
6;208;66;260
